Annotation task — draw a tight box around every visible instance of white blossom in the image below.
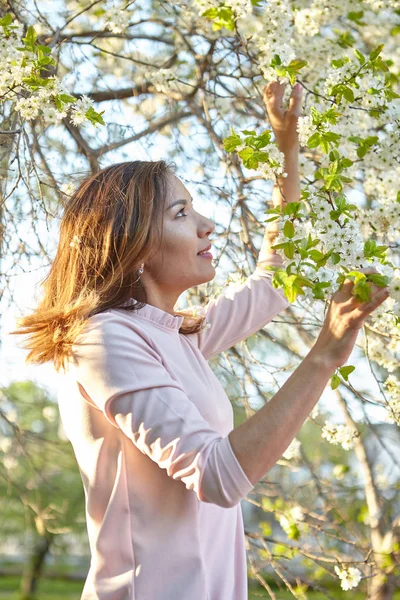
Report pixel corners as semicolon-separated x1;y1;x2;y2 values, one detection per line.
297;116;318;147
105;4;131;34
383;375;400;426
282;438;301;460
294;7;323;37
334;566;362;591
70;95;94;126
388;270;400;302
144;67;179;94
321;422;358;450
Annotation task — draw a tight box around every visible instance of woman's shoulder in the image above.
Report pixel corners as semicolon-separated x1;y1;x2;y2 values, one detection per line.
73;309;153;352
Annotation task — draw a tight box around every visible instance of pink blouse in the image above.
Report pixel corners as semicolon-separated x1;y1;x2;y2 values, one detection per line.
57;253;289;599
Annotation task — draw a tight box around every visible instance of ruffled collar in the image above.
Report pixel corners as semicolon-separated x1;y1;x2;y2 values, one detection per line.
118;297;185;331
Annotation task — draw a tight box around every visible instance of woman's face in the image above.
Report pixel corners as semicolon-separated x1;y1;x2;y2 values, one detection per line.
135;172;216;312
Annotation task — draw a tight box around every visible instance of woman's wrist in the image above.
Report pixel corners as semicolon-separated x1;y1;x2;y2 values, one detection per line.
305;345;338;374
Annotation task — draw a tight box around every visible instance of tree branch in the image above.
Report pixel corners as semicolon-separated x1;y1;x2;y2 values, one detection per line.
93;110;193;159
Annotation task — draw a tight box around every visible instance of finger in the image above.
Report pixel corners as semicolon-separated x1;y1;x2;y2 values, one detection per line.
337;280;386;314
287;83;303;118
352;286;389;319
336;279;355;296
359;267;379;275
263;81;286;118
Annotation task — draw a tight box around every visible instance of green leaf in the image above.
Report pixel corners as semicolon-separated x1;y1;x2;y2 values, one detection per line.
25;25;37;47
369;44;385;62
223;130;242;152
271;242;288;250
308;249;325;263
341;158;353;168
323;131;341;143
348;11;364;23
357;146;367;158
313;281;331;299
54;96;63;111
254;130;272;149
374;57;389;72
332;58;347;69
366;274;390;287
59;93;76;103
283;201;302;217
37;44;52;54
307;132;320;148
353;279;372;302
283;220;295;239
331;252;341;265
284;240;295;259
342;86;354;102
85;106;105;126
345;270;367;283
238;147;254;161
320;138;330;154
0;13;13;26
295;275;314;288
271;53;282;66
331;374;341;389
338;365;355;381
364;239;387;259
202;8;219;18
283;283;304;303
207;6;235;31
329;149;340;162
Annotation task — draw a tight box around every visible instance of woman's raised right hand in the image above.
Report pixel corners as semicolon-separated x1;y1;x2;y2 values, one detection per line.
312;269;389;369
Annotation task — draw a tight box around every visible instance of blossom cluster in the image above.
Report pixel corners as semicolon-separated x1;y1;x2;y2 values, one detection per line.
383;375;400;426
202;2;400;442
224;131;286;181
321;422;358;451
334;565;362;591
104;2;134;34
0;15;104;128
279;505;305;536
143;67;180;94
193;0;253;21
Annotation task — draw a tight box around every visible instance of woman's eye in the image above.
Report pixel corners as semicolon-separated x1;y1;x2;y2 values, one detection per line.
177;203;194;218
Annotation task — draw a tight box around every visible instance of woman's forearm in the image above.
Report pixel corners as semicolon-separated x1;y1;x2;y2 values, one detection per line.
272;147;300;208
257;148;300;264
228;347;335;486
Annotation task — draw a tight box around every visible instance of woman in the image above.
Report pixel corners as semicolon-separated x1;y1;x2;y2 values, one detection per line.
13;82;388;599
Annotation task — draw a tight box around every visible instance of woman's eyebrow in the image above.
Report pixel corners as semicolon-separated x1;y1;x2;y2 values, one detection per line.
166;197;194;211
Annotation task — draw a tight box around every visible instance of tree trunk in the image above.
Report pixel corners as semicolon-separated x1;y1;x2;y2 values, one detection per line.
20;534;52;600
368;566;396;600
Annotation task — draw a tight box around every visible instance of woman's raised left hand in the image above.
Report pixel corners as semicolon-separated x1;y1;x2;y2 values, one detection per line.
263;80;303;155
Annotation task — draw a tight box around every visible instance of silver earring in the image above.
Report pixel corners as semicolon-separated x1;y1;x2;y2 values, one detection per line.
138;263;144;275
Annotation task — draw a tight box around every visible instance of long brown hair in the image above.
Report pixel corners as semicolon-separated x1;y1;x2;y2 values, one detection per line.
10;161;207;372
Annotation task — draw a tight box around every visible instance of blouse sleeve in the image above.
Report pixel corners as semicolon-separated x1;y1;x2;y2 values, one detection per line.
196;253;290;361
72;314;254;509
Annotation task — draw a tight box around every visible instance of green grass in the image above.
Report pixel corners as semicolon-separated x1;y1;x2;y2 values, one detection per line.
248;590;400;600
1;576;399;599
0;577;83;599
